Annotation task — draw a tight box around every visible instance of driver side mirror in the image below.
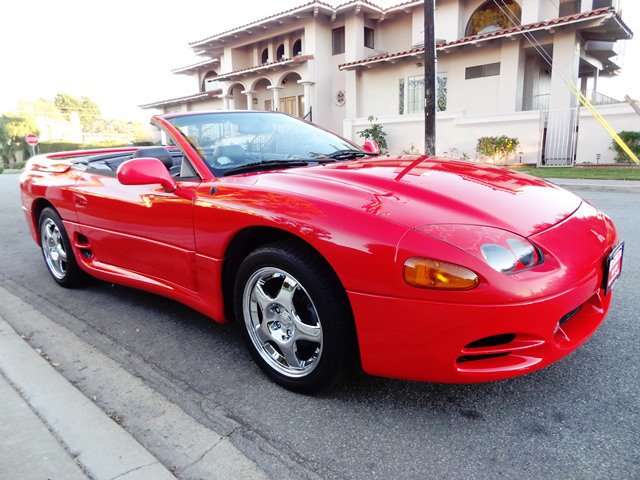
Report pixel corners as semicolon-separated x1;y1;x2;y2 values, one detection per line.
362;139;380;155
117;158;177;192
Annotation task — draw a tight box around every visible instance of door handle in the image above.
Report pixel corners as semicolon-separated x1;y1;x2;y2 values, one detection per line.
73;193;88;208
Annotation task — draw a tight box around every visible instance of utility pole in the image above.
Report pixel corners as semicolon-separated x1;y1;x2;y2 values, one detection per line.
424;0;436;155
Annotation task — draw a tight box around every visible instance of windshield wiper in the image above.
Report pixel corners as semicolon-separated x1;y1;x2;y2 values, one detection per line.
223;160;312;176
324;149;378;160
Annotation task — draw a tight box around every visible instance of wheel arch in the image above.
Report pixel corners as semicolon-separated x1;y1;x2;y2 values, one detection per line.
221;226;351;323
32;198;57;245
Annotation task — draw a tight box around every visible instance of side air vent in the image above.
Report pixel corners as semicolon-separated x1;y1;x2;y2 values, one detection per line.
559;306;582;327
465;334;516;349
457;353;510;363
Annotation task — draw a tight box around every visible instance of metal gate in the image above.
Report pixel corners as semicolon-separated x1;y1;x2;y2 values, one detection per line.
538;107;579;167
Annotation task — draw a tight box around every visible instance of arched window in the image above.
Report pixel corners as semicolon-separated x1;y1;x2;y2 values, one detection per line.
465;0;522;37
261;48;269;64
276;44;285;60
293;39;302;56
201;70;218;92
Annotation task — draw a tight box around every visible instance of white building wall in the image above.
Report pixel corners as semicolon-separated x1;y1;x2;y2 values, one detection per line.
347;110;543;163
575;104;640;164
379;15;413;53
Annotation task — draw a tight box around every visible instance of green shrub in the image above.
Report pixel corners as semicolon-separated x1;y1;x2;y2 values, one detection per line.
611;131;640;163
0;165;4;174
357;116;388;154
38;141;127;154
476;136;519;163
13;161;25;170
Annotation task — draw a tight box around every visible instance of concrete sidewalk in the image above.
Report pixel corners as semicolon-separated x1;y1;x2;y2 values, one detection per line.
0;316;176;480
0;372;88;480
546;177;640;193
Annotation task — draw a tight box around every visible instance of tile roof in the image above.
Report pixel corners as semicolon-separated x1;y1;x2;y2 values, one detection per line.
206;55;313;81
189;1;333;47
138;91;222;109
339;7;628;70
171;58;220;74
189;0;410;47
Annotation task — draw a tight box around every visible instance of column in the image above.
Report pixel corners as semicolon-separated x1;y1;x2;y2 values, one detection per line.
242;90;257;110
580;0;593;13
546;28;581;165
218;94;233;110
267;85;283;111
549;28;581;110
498;38;526;112
297;80;315;118
283;37;291;59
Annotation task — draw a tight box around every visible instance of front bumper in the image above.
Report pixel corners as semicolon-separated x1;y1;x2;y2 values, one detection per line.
349;278;610;383
350;202;618;383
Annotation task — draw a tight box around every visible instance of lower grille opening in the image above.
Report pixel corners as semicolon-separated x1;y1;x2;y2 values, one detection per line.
457;353;510;363
465;334;516;349
80;248;92;259
559;306;582;327
77;233;89;245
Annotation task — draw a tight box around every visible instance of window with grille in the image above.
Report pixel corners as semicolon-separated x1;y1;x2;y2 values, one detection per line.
559;0;580;16
364;27;375;49
401;74;447;114
332;27;345;55
465;62;501;79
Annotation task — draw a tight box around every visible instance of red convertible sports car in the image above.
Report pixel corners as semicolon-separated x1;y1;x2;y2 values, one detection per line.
20;111;623;392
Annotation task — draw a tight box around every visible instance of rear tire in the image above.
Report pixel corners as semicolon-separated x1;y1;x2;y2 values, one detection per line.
38;207;86;288
234;240;356;393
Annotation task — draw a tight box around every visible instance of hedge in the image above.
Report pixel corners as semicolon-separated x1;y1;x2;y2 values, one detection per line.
37;141;154;155
611;131;640;163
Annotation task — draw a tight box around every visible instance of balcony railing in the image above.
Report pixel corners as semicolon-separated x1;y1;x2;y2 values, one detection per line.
532;93;550;111
587;90;621;106
529;91;620;111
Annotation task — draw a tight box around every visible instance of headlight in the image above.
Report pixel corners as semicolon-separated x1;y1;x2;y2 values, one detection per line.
480;244;517;273
403;257;479;290
415;224;543;275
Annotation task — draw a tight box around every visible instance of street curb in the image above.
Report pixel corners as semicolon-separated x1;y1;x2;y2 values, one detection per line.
0;285;271;480
0;316;176;480
545;179;640;194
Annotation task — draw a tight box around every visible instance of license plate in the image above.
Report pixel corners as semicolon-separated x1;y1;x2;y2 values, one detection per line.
603;242;624;295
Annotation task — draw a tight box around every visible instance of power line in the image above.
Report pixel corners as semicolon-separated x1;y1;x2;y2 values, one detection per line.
490;0;640;163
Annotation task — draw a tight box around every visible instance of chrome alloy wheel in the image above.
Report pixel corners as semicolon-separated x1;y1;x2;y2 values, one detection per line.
41;218;67;280
242;267;323;378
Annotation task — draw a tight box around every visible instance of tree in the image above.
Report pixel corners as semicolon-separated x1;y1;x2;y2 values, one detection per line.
357;116;388;154
17;98;64;122
54;93;101;130
80;96;100;129
0;115;39;167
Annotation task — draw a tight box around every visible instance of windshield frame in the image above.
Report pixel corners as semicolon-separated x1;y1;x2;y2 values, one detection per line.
160;111;365;178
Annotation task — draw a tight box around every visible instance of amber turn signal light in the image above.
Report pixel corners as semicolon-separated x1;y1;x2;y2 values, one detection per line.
403;257;479;290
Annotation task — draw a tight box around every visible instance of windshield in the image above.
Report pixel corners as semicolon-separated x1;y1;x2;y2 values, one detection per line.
166;112;362;177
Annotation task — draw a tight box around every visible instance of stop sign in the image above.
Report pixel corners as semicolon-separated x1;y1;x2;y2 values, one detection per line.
25;134;39;147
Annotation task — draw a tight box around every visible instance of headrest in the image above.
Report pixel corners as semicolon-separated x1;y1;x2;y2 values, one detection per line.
132;147;174;170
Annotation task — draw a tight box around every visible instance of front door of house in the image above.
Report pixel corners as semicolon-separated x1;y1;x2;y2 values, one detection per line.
280;96;298;117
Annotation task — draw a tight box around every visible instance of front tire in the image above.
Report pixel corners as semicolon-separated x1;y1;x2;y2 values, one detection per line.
38;207;85;288
234;241;355;393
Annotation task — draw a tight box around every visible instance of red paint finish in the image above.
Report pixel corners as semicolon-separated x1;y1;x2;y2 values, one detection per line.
18;113;621;383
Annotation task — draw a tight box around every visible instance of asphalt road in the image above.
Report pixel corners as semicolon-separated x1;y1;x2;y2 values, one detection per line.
1;174;638;479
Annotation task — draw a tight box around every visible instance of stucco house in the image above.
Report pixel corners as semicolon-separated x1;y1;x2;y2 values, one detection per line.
140;0;637;164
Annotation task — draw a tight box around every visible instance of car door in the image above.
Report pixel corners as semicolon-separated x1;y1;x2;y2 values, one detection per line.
70;154;200;291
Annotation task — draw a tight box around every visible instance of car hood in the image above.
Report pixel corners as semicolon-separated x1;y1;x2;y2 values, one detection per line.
256;156;582;237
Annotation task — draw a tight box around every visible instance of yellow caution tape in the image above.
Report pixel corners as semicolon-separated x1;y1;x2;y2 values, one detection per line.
567;81;640;164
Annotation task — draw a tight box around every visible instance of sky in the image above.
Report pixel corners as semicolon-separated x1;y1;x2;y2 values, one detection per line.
1;0;638;123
